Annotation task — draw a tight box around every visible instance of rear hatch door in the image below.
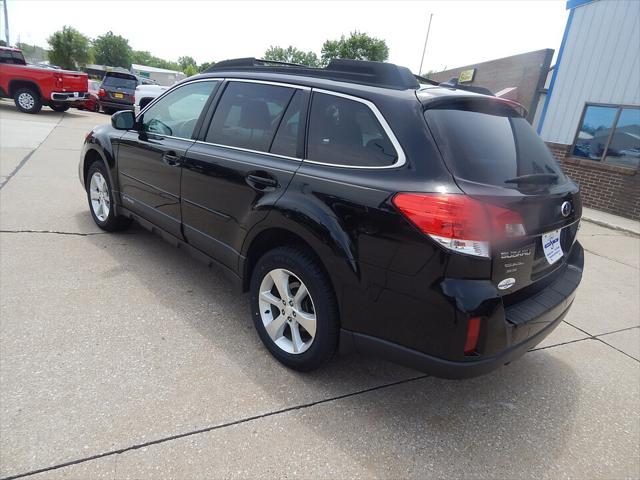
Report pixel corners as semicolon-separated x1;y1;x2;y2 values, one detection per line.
423;96;581;294
102;72;137;105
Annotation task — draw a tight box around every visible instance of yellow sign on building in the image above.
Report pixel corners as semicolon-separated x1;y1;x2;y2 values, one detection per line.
458;69;476;83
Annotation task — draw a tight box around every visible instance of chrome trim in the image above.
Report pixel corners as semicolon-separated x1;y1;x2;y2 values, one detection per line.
306;88;407;170
136;78;406;171
193;140;301;163
225;78;311;91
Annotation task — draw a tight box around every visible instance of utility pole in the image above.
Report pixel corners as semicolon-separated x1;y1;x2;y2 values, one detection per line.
2;0;9;46
418;13;433;76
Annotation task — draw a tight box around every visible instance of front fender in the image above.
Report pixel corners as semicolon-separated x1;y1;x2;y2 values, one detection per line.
80;126;121;211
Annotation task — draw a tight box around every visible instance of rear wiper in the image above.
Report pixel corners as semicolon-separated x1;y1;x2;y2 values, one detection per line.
504;173;559;185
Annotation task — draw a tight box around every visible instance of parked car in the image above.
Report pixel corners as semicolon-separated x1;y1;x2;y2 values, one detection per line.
76;79;101;112
98;72;158;114
0;45;89;114
134;83;169;115
78;58;583;378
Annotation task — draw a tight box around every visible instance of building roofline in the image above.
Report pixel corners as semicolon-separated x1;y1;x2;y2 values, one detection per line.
566;0;597;10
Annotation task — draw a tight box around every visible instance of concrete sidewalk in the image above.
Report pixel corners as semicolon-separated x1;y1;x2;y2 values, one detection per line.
0;102;639;479
582;207;640;236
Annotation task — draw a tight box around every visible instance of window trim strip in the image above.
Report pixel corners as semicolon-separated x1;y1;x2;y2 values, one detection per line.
137;77;407;170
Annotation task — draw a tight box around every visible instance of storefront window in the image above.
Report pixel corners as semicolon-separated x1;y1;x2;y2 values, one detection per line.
572;104;640;169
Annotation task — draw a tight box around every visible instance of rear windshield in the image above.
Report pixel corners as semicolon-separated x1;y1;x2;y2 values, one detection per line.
424;99;567;187
103;74;137;89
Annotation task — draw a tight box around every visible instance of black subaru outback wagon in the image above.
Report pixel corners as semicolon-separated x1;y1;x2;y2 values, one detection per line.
79;58;583;378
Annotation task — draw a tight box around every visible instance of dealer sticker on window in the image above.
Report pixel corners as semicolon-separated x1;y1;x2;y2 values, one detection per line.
542;229;563;265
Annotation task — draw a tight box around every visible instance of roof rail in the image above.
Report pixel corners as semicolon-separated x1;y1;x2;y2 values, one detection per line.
204;57;420;90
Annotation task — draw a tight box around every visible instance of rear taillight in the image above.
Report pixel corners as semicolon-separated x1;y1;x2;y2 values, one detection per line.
98;88;106;98
392;193;525;258
464;317;482;355
54;72;63;88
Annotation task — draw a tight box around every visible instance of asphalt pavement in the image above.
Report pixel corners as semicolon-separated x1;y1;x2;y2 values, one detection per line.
0;99;638;479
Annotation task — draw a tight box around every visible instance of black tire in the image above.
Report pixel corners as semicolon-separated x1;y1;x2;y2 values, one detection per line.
13;87;42;114
94;101;101;112
50;104;70;112
86;161;132;232
250;246;339;371
102;107;115;115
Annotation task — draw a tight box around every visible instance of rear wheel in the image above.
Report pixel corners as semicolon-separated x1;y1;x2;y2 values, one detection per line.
13;88;42;114
86;162;131;231
50;104;70;112
250;246;339;371
102;107;115;115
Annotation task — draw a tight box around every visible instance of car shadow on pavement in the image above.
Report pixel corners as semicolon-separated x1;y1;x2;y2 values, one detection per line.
85;221;580;476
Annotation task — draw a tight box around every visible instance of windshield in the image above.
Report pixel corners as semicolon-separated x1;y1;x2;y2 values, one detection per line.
424;99;567;188
103;74;137;89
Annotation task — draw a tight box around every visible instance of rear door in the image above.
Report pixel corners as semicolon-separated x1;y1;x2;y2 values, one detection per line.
423;97;582;292
116;80;219;237
180;80;308;270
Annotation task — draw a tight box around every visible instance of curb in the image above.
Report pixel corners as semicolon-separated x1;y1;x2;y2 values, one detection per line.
582;216;640;237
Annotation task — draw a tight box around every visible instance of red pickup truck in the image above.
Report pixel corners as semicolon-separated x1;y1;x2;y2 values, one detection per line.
0;46;89;114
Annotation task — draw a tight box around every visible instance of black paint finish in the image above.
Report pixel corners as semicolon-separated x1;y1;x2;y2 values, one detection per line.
79;71;584;377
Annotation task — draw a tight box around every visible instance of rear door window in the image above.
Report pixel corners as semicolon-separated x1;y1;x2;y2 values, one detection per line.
306;92;398;167
206;82;295;153
424;99;567;187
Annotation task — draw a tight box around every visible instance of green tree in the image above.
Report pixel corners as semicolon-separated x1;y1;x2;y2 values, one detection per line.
177;55;197;72
92;31;132;68
47;26;91;70
320;31;389;65
16;42;49;63
184;64;197;77
263;46;320;67
132;50;180;71
198;61;216;72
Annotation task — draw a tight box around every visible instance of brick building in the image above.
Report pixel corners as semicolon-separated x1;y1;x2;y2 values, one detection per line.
537;0;639;220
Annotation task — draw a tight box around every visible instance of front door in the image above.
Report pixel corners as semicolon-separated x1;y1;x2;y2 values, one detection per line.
116;80;219;238
181;81;308;270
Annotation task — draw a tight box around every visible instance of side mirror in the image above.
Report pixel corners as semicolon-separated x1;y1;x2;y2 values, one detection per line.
111;110;136;130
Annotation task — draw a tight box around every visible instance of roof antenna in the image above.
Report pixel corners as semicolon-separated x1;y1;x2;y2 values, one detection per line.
418;13;433;76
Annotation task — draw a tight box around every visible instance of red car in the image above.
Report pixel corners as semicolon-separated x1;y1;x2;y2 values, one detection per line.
77;79;101;112
0;46;89;114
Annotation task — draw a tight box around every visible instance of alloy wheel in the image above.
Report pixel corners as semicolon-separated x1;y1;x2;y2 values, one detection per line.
89;172;110;222
17;92;35;110
258;268;317;354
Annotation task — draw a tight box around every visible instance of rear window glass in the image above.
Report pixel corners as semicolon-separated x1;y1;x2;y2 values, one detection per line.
103;74;137;89
0;50;26;65
424;99;567;187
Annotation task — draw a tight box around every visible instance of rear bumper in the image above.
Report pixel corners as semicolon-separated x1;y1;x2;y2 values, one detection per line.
343;242;584;379
50;92;90;102
100;100;133;110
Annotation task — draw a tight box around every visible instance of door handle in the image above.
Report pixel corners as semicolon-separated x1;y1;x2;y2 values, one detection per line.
162;152;182;167
246;174;278;190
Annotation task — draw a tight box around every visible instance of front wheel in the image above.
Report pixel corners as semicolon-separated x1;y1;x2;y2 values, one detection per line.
250;246;339;371
13;88;42;114
50;104;70;112
86;162;131;231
